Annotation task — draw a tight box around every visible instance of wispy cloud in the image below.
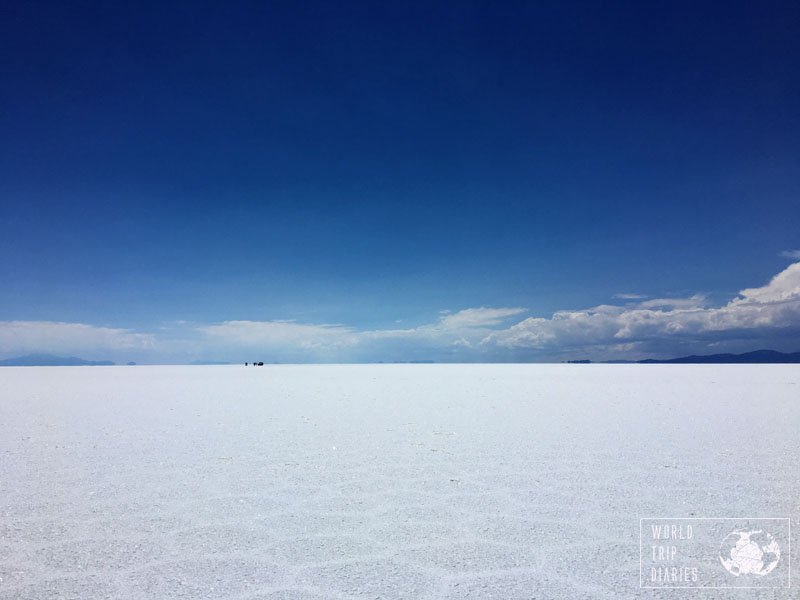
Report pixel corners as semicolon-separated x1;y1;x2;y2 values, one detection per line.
612;293;648;300
195;321;357;361
200;320;355;350
438;307;526;329
192;308;526;361
636;295;707;310
0;321;154;356
780;249;800;260
361;307;524;340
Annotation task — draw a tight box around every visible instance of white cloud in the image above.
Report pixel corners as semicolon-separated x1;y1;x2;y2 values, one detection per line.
4;264;799;362
736;262;800;303
0;321;154;357
780;249;800;260
612;293;647;300
485;262;800;353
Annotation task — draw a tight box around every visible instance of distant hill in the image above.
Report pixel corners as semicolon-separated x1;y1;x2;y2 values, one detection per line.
0;354;115;366
637;349;800;364
568;349;800;364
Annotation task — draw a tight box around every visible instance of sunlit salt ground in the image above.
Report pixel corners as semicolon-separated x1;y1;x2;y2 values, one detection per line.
1;365;798;599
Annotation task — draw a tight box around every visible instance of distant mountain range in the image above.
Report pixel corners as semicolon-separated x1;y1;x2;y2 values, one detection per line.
0;354;115;366
568;349;800;364
2;350;799;366
638;349;800;364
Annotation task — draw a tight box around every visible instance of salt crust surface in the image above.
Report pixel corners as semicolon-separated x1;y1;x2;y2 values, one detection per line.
1;364;798;598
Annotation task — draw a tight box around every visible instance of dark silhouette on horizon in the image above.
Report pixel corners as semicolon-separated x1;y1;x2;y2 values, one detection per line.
0;354;114;366
567;349;800;364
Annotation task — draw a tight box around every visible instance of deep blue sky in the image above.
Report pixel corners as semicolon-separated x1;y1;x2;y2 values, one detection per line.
1;1;799;361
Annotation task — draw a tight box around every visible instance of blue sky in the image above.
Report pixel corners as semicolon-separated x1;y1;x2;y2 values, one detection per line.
1;1;799;362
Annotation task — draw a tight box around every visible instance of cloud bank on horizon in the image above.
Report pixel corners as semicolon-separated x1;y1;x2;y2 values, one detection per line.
2;262;800;363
